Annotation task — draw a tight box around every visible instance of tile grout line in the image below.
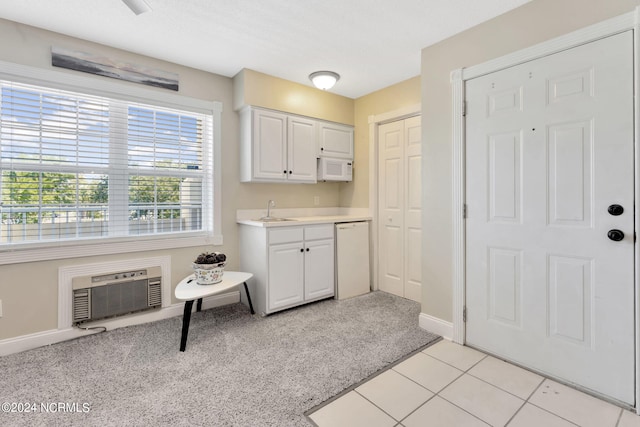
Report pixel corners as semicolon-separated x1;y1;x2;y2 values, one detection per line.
521;379;586;427
390;347;497;426
392;348;509;427
390;358;462;396
467;344;636;415
304;337;443;422
353;388;411;424
414;349;586;427
523;402;583;426
461;351;626;426
502;399;528;426
421;348;488;373
464;369;536;402
614;407;623;427
310;340;632;427
424;392;493;426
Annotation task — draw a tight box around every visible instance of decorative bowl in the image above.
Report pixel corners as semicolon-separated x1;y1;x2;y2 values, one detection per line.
192;262;225;285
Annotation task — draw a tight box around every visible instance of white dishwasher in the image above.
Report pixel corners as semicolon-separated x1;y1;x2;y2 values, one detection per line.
335;221;370;300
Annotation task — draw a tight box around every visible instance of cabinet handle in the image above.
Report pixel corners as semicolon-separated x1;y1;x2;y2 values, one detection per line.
289;170;292;174
320;147;324;151
300;248;304;252
283;170;287;174
306;248;310;252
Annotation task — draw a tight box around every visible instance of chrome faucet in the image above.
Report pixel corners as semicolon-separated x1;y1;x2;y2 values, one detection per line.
265;200;275;219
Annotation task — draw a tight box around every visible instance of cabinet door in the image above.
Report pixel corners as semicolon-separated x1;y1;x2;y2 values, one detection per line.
304;238;335;301
253;109;287;181
268;242;304;311
288;116;317;183
319;122;354;159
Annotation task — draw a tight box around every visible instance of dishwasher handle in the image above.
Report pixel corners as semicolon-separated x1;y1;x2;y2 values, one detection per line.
336;221;367;230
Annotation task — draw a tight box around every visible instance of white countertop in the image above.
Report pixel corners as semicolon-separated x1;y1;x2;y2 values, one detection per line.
237;214;371;228
237;207;371;228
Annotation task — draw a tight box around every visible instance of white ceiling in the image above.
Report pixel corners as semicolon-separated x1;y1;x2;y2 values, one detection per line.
0;0;532;98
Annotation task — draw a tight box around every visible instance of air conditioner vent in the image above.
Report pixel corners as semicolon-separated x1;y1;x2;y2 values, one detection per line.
71;266;162;324
148;280;162;307
73;289;91;323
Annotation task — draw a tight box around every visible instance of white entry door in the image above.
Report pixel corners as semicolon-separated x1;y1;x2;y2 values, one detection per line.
465;31;634;404
378;115;422;302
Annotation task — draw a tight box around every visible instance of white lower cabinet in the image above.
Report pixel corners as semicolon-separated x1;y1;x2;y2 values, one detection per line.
303;238;334;300
268;241;305;310
239;224;335;315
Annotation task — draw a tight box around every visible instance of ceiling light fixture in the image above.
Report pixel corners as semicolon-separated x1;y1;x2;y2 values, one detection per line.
122;0;152;15
309;71;340;91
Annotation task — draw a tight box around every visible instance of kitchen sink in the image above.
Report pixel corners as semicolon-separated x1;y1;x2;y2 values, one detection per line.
254;217;297;222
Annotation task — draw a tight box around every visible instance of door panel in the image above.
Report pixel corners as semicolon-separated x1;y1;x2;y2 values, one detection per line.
378;116;422;302
404;116;422;302
379;121;404;297
304;239;335;300
253;110;287;180
268;242;304;310
405;227;422;302
319;123;354;158
465;31;634;404
548;121;592;226
488;131;521;222
488;247;521;327
288;116;317;182
548;255;592;345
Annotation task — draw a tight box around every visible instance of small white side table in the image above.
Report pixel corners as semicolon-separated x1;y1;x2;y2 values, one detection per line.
174;271;254;351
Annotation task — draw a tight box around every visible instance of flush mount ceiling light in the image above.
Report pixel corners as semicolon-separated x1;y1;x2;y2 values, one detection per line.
122;0;152;15
309;71;340;91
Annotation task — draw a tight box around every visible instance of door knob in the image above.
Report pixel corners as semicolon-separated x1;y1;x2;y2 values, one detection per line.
608;229;624;241
608;204;624;216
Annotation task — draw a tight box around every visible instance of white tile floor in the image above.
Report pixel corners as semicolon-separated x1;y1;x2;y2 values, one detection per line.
308;340;640;427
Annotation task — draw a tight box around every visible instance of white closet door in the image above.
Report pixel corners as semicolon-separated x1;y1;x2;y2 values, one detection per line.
378;116;422;302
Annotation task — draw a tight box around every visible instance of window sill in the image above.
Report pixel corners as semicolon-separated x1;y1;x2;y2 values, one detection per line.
0;233;223;265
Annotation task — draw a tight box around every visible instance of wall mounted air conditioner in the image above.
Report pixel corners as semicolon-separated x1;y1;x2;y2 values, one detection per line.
72;266;162;324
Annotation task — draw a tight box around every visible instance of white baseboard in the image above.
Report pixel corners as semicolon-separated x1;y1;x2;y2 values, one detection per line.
0;291;240;356
419;312;454;341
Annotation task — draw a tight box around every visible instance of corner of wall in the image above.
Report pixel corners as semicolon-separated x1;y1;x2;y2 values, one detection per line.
232;68;246;111
419;312;453;341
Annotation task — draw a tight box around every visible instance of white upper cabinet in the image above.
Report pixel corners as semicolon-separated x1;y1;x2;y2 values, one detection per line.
287;116;317;182
240;106;317;183
251;109;287;181
318;121;354;159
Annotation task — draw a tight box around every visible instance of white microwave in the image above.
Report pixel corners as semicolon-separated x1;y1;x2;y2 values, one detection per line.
317;158;353;181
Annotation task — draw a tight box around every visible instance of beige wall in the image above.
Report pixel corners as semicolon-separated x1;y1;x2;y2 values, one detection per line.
233;68;354;125
0;20;344;340
421;0;640;322
345;76;421;208
232;68;354;210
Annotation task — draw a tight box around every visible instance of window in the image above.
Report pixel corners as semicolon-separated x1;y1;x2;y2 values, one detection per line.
0;77;218;258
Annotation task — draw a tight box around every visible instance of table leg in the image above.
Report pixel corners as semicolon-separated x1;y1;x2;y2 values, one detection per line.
196;298;203;312
179;300;194;352
243;282;255;315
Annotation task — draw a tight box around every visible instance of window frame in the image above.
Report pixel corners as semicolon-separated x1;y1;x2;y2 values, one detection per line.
0;60;222;265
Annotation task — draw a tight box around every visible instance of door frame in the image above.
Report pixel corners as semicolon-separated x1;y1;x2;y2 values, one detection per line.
451;7;640;409
368;104;421;292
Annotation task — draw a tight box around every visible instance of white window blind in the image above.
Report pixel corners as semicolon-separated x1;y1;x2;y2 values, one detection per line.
0;80;214;247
